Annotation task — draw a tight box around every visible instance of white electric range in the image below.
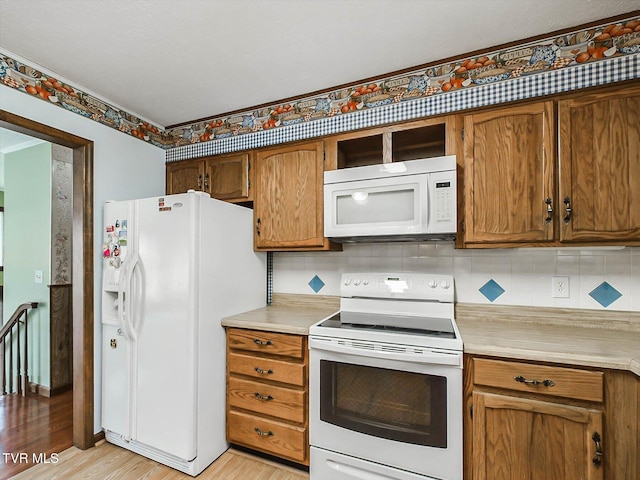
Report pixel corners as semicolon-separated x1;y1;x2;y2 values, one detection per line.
309;272;463;480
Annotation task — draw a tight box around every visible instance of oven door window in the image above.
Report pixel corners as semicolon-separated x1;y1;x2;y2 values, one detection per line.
320;360;447;447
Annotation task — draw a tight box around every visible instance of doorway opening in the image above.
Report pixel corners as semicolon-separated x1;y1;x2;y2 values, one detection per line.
0;110;95;451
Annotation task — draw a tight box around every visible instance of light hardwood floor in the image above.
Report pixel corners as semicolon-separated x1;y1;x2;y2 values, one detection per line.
10;442;309;480
0;390;73;479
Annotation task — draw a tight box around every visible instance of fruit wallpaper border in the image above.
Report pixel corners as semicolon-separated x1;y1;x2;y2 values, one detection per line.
1;15;639;154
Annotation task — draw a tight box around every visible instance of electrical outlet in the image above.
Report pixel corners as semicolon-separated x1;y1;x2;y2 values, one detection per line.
552;276;570;298
34;270;43;284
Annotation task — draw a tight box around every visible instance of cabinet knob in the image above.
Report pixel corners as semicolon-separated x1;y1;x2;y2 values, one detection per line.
197;174;202;190
256;218;261;236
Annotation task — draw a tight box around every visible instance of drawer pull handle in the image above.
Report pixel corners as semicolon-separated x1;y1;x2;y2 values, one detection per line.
514;375;555;387
253;338;273;346
254;367;274;375
254;392;274;401
254;427;274;437
592;432;603;468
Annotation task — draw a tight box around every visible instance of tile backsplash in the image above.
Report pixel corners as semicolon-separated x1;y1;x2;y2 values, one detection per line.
273;244;640;311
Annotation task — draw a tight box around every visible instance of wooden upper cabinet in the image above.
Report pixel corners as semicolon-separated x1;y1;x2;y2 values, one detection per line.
205;153;251;202
325;116;459;169
166;153;251;202
166;159;205;194
463;101;555;246
254;140;329;250
558;85;640;243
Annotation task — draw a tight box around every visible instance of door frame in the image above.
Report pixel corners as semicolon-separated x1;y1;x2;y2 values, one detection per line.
0;109;95;449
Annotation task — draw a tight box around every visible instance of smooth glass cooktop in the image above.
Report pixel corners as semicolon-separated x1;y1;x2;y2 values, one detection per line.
317;312;457;339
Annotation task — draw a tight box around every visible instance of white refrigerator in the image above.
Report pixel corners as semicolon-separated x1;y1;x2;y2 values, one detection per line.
101;191;266;475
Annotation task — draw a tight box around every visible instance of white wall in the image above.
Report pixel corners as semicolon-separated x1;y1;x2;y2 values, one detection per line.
274;243;640;312
1;85;166;432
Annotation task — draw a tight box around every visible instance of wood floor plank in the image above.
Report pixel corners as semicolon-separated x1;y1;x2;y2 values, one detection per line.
0;390;73;479
10;443;309;480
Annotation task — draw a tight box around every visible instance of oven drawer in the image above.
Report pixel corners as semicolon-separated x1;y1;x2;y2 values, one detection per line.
227;328;305;358
228;351;306;386
473;358;603;402
227;410;307;464
228;376;306;423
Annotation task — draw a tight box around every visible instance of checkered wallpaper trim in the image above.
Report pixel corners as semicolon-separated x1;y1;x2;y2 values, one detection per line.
165;54;640;163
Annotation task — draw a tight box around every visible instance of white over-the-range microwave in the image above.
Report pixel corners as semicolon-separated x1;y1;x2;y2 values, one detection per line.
323;155;457;242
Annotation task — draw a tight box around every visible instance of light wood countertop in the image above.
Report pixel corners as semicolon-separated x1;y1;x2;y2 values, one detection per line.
222;295;640;377
455;303;640;377
221;294;339;335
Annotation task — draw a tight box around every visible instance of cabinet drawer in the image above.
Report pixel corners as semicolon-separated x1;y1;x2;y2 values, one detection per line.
227;410;307;464
228;376;305;424
228;328;305;358
228;351;305;386
473;358;603;403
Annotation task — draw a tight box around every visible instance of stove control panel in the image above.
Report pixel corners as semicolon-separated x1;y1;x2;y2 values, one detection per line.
340;272;455;302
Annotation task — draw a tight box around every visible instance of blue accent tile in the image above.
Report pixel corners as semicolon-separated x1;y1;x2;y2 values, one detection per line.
479;279;505;303
589;282;622;308
308;275;325;293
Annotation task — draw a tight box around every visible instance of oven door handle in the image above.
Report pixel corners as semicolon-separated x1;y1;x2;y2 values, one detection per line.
309;337;461;366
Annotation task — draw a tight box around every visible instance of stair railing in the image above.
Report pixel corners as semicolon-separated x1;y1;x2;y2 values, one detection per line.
1;302;38;396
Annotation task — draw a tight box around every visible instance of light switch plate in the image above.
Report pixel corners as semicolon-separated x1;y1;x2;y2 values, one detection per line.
34;270;43;284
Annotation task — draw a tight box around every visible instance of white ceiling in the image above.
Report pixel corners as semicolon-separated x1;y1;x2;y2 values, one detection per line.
0;0;639;128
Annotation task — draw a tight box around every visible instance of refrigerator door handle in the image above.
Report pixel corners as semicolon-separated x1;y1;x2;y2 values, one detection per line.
124;253;140;341
117;256;133;341
130;256;145;334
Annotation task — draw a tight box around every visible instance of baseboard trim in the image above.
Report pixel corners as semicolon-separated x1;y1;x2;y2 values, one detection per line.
94;431;105;444
28;381;73;397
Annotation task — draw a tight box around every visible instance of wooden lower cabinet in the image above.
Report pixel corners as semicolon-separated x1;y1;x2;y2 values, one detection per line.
465;356;619;480
472;392;603;480
226;328;309;465
227;411;307;463
603;369;640;480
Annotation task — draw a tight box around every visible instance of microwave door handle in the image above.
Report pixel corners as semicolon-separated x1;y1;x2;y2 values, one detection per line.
309;337;460;366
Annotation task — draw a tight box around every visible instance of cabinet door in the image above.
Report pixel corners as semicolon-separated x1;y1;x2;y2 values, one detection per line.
473;392;603;480
559;86;640;243
463;102;555;245
205;153;251;202
254;140;325;249
165;160;204;194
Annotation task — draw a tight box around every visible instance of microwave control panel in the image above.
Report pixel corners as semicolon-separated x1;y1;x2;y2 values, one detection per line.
428;170;457;232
